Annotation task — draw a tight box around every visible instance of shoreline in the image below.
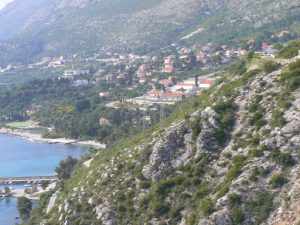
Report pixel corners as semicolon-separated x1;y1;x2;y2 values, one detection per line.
0;128;106;149
1;182;58;200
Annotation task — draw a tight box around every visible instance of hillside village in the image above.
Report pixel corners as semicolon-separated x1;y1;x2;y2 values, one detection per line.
0;37;299;147
0;41;282;107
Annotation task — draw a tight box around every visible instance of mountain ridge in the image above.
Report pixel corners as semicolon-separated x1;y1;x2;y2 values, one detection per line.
0;0;299;65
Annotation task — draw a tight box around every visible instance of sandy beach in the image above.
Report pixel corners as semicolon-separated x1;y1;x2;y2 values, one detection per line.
0;128;106;149
9;182;57;200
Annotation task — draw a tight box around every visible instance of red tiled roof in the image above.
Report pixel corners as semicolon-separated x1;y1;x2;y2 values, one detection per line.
148;90;161;95
175;83;196;87
160;79;172;85
161;92;185;97
200;79;214;85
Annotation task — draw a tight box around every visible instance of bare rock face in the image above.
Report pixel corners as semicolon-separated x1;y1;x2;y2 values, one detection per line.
142;122;192;180
198;209;232;225
198;219;214;225
282;93;300;135
94;200;116;225
57;0;95;8
210;209;233;225
195;107;221;159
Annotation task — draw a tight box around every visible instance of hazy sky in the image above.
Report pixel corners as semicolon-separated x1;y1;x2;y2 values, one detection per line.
0;0;14;10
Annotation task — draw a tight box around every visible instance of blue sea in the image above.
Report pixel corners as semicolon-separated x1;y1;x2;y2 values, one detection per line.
0;135;88;225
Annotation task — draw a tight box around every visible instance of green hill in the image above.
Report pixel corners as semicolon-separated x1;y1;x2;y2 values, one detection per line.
24;46;300;225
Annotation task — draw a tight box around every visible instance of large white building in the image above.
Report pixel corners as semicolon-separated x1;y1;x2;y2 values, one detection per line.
61;70;90;80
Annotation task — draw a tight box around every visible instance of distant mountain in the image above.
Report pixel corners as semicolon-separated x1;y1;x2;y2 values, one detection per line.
0;0;299;64
0;0;55;41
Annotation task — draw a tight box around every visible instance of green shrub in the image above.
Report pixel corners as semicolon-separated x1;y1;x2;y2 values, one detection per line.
250;136;260;146
255;119;267;129
226;155;246;181
216;182;230;198
246;192;274;224
200;197;214;216
150;200;170;216
270;151;294;167
273;43;284;50
224;152;232;159
155;180;174;197
286;77;300;92
140;180;151;189
248;103;258;113
168;206;184;220
277;41;300;59
228;193;241;206
288;59;300;71
249;111;265;126
232;155;246;164
41;180;50;190
271;110;286;127
230;60;247;75
192;119;202;141
249;148;264;157
230;206;244;224
55;156;78;180
195;181;211;198
249;173;258;182
270;174;287;188
262;61;281;73
212;101;237;146
278;91;293;109
17;197;33;220
227;165;243;181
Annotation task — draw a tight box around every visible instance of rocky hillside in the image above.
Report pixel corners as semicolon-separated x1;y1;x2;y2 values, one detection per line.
25;47;300;224
0;0;299;64
0;0;225;58
184;0;300;45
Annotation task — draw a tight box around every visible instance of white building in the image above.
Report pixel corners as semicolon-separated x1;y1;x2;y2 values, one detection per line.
61;70;90;80
172;83;198;93
199;79;214;88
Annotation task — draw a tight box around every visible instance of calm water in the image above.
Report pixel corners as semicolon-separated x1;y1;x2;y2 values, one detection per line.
0;135;88;225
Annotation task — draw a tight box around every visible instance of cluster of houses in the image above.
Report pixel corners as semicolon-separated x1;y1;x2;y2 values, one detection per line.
260;42;277;57
148;76;214;101
135;44;248;85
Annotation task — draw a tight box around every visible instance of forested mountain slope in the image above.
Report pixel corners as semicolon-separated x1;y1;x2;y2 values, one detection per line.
0;0;299;64
25;44;300;224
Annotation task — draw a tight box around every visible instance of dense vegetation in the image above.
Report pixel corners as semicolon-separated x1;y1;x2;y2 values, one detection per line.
0;77;176;143
277;40;300;59
17;197;33;221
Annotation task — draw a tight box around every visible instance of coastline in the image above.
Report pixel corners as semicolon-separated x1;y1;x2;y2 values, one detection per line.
0;128;106;149
3;182;58;200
